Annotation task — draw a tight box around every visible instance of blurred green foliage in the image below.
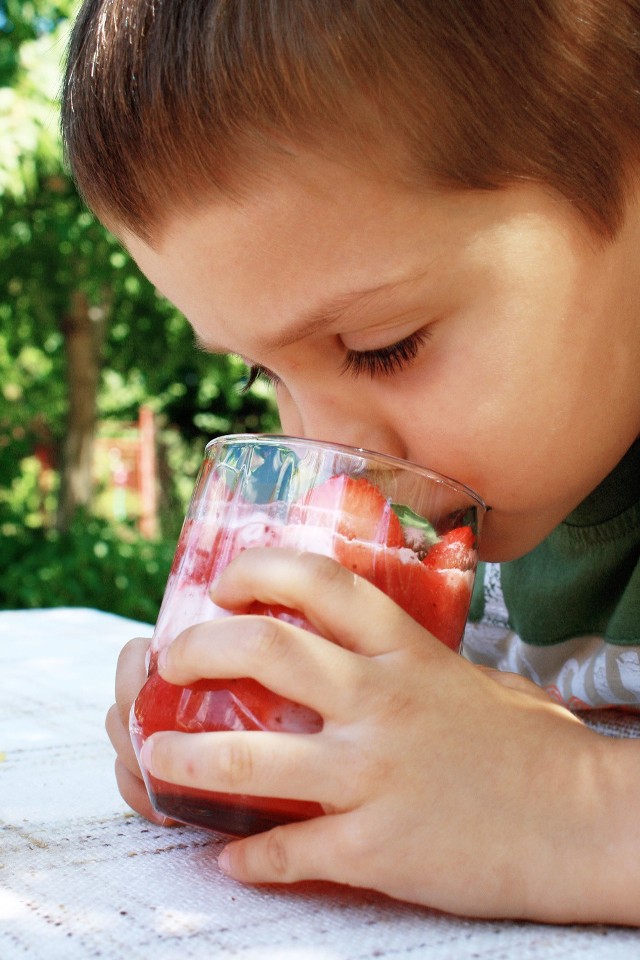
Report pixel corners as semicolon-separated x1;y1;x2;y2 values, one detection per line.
0;443;173;622
0;1;279;619
0;508;176;623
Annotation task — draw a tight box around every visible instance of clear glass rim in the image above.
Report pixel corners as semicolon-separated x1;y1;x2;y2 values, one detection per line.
204;433;487;512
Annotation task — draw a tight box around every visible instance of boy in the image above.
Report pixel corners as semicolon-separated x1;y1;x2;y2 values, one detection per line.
62;0;640;924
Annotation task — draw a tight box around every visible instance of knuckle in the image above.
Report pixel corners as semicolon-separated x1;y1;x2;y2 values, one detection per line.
117;636;148;673
335;721;392;804
245;615;288;663
302;551;347;590
349;746;388;799
119;636;146;659
105;702;120;740
338;814;372;861
376;685;415;723
216;737;254;790
264;827;291;879
169;624;198;661
348;658;377;705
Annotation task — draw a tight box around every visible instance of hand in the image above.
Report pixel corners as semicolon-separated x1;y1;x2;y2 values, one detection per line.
105;636;175;825
139;547;629;923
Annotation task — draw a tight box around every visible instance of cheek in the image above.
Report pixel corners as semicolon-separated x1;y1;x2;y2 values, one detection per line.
401;371;540;512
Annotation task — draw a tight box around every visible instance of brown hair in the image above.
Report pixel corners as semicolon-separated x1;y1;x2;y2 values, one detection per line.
62;0;640;241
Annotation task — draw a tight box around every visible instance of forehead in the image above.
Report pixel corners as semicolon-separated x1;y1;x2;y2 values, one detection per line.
122;151;594;358
123;155;449;346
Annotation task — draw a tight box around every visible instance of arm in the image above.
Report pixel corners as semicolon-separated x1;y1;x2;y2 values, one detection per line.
120;549;640;924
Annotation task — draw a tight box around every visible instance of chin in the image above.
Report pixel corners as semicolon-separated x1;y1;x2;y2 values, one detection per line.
479;544;532;563
477;516;548;564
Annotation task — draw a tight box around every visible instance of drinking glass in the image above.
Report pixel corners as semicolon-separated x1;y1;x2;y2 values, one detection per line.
131;434;486;836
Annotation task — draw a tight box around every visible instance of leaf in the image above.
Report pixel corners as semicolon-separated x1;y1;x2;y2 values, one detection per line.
391;502;439;552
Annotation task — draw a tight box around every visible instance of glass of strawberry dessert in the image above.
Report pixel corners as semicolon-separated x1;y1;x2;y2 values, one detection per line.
131;434;486;836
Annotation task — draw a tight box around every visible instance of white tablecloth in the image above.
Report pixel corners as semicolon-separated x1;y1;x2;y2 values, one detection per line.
1;607;639;959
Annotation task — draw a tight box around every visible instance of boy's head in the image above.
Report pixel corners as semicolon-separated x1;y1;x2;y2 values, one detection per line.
63;0;640;242
61;2;640;562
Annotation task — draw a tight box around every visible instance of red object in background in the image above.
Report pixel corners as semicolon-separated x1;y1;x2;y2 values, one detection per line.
33;443;56;473
92;406;159;536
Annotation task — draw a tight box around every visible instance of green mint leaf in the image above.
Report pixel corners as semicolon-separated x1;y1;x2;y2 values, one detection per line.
391;503;439;550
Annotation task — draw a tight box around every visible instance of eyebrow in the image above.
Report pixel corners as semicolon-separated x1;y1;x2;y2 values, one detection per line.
195;279;407;356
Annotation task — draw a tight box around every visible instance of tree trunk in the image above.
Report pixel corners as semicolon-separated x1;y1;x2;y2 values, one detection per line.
56;290;106;532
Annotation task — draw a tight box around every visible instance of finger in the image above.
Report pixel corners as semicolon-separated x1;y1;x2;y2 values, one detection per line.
159;615;363;719
218;813;357;887
106;702;142;777
210;548;435;657
140;729;352;806
113;757;176;826
115;637;151;728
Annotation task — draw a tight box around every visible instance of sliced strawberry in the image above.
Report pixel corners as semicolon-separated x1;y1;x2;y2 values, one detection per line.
296;475;404;547
334;539;472;650
423;525;476;571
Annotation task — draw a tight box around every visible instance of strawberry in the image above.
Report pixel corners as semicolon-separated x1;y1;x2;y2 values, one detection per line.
333;539;472;650
296;475;404;546
423;525;476;571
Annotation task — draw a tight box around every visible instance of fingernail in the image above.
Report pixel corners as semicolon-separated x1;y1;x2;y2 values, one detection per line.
157;647;168;673
218;847;232;875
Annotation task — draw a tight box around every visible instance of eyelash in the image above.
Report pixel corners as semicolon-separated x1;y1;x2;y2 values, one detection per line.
241;365;278;392
241;330;428;392
341;330;429;378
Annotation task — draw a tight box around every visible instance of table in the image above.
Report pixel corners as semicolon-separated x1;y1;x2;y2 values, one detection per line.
1;607;639;959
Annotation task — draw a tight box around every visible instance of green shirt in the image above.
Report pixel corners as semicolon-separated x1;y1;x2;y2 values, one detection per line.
464;439;640;708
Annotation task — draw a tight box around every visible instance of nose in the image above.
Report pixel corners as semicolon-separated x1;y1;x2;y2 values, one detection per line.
277;385;407;460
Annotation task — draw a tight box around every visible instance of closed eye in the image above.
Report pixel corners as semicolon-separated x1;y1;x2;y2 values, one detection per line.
241;329;429;391
240;364;280;392
341;330;429;378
